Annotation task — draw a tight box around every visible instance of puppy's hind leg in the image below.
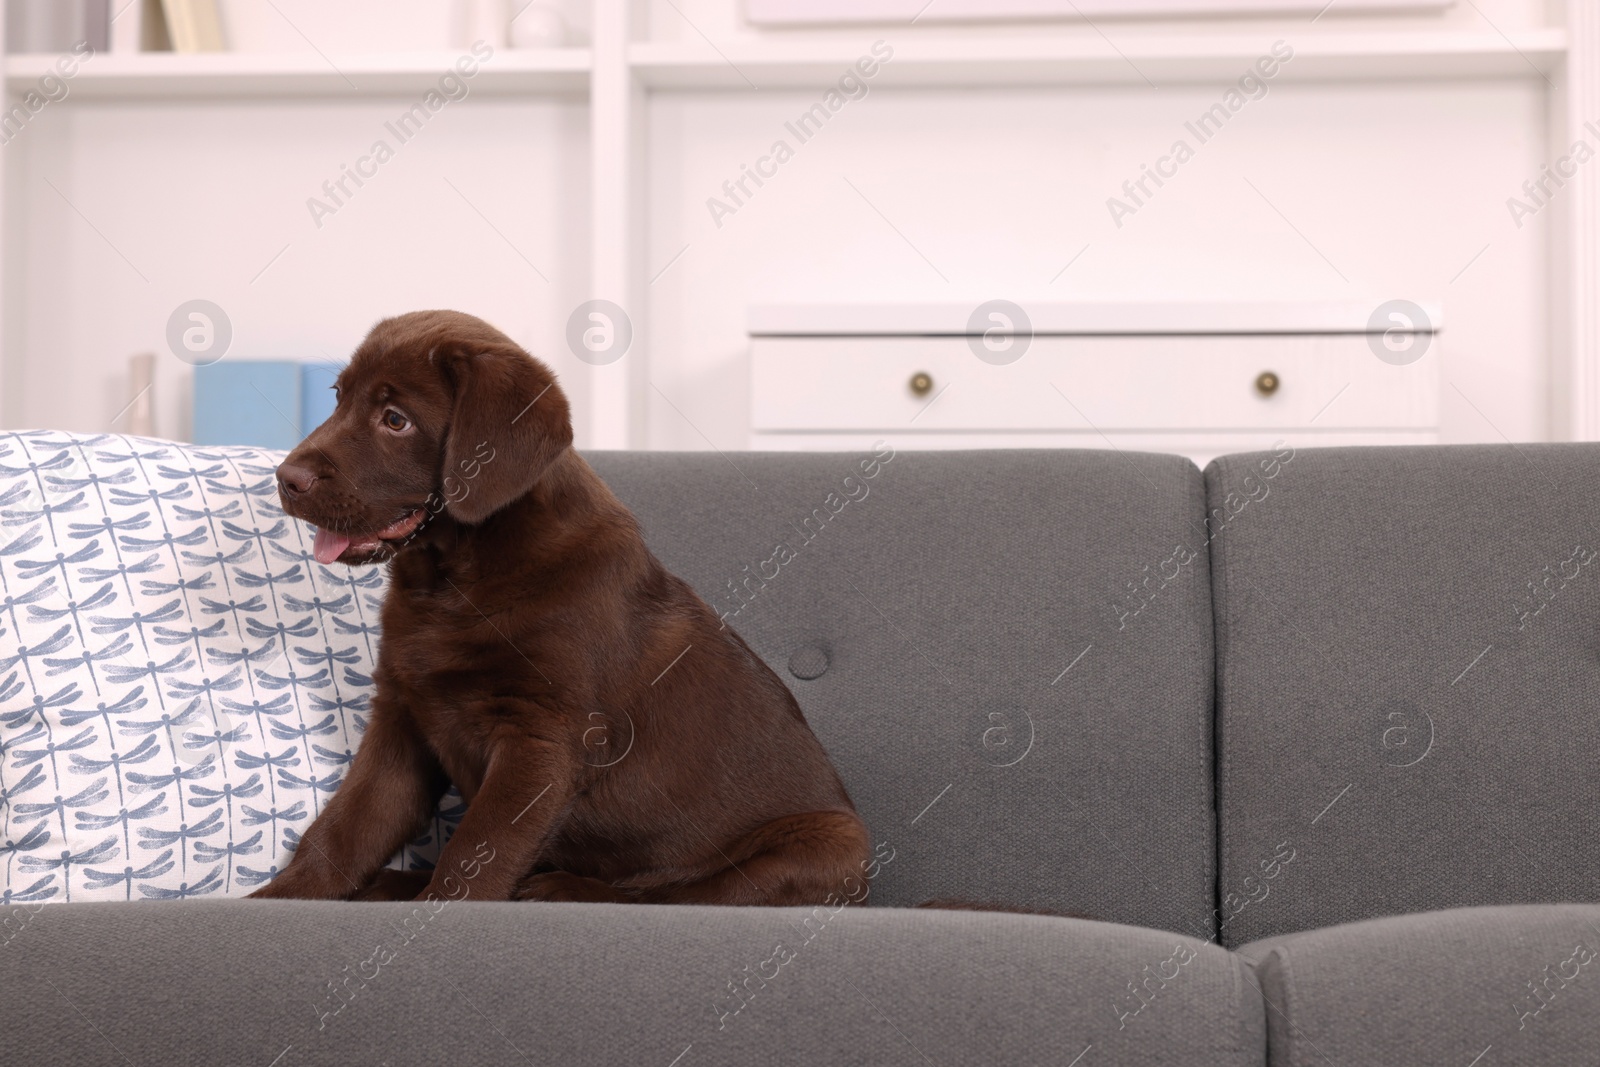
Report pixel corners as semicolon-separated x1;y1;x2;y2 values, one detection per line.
514;871;637;903
643;810;871;907
351;868;433;901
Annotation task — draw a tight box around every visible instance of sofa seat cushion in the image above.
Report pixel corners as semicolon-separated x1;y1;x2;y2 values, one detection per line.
2;901;1264;1067
1240;904;1600;1067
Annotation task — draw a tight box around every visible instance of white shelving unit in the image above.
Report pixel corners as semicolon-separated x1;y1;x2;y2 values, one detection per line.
0;4;1595;447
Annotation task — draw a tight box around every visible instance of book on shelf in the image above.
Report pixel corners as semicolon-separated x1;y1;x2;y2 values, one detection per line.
193;360;343;450
4;0;110;53
300;363;339;434
193;360;301;451
160;0;223;53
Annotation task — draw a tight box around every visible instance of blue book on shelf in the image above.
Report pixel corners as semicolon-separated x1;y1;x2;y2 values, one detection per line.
300;363;341;436
192;360;303;450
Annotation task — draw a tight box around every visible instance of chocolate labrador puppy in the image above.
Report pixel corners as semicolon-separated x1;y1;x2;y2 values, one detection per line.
248;310;871;905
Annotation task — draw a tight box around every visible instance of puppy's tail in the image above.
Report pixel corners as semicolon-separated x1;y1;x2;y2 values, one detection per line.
914;898;1084;919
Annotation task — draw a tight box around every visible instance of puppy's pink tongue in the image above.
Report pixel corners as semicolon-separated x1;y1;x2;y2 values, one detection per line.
312;528;350;565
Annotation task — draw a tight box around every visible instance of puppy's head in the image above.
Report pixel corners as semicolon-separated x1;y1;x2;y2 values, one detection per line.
276;309;572;566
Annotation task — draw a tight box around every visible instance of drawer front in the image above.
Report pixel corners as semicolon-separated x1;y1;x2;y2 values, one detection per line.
750;335;1438;433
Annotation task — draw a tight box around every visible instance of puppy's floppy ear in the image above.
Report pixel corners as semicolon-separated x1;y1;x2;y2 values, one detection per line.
440;342;572;524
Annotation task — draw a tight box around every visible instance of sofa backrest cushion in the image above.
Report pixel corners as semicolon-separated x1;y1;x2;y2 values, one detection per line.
0;432;457;905
0;434;1221;932
589;446;1219;936
1209;443;1600;946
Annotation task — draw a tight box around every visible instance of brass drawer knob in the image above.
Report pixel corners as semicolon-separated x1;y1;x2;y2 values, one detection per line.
909;371;934;397
1255;371;1280;397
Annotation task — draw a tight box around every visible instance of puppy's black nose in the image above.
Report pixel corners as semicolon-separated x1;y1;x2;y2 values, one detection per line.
277;462;318;500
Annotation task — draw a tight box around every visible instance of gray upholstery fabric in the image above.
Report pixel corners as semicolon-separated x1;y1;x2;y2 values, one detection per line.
588;449;1217;936
1240;905;1600;1066
1209;444;1600;947
2;901;1264;1067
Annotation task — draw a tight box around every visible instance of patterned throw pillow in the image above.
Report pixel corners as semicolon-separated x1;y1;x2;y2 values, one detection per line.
0;431;454;904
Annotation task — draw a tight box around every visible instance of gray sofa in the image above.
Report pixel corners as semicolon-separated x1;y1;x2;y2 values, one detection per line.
6;443;1600;1065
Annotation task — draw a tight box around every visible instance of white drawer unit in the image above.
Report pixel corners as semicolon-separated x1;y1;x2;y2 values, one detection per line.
749;302;1441;463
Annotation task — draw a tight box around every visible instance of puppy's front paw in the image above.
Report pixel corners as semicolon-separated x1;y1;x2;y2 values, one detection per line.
351;869;433;902
246;875;304;900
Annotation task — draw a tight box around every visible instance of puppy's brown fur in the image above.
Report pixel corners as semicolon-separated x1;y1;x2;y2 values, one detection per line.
248;310;870;905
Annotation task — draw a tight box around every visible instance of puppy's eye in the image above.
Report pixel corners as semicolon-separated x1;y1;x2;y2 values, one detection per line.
382;410;410;432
